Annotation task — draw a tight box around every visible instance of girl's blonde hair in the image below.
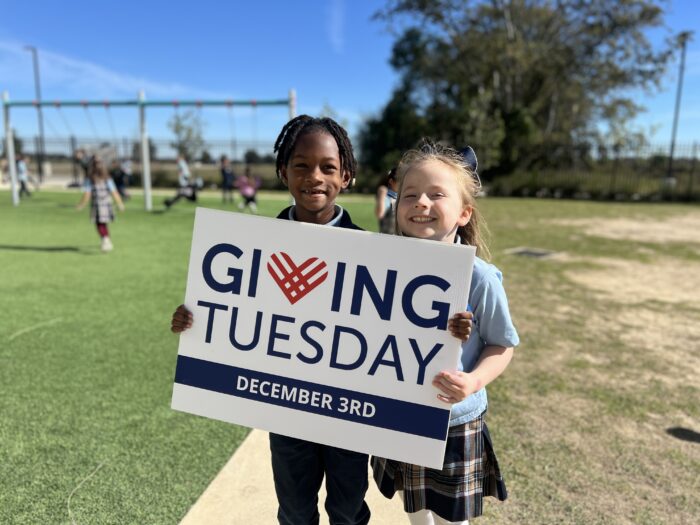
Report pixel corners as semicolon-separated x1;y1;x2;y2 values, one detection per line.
88;156;110;182
395;139;490;260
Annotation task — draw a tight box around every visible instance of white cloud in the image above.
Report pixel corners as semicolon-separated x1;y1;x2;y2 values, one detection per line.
326;0;345;54
0;39;226;100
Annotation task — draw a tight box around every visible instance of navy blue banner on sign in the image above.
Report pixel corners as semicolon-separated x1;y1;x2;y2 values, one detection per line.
174;355;448;441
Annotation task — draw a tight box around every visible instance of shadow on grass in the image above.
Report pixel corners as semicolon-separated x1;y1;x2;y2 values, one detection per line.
0;244;90;254
666;427;700;444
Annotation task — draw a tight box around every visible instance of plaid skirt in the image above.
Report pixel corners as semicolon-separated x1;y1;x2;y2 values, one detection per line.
371;412;507;522
90;180;115;224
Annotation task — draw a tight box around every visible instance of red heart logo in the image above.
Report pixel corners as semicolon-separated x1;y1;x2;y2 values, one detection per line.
267;252;328;304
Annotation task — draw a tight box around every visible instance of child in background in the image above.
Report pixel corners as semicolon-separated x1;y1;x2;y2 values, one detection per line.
164;154;197;209
371;140;519;525
171;116;472;525
220;155;236;204
235;166;261;214
375;167;398;233
76;156;125;252
109;159;129;200
16;155;32;198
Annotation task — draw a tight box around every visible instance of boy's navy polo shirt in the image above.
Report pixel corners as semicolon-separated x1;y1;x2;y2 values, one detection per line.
276;205;363;231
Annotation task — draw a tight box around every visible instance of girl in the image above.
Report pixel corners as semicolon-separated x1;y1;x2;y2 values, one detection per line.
235;166;261;214
371;140;519;525
170;116;473;524
375;167;398;233
76;156;125;252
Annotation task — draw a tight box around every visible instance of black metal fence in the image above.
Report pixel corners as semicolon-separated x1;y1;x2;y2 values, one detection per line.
6;135;276;164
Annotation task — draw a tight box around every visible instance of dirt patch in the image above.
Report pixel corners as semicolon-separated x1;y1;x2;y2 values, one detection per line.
565;256;700;306
551;212;700;244
614;307;700;383
491;211;700;524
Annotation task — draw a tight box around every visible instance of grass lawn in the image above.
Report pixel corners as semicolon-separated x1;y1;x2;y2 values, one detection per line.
1;189;698;523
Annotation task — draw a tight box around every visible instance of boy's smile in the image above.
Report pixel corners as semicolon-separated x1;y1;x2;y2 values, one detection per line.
280;132;351;224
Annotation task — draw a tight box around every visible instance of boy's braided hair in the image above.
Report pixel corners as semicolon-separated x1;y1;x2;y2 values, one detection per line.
273;115;357;184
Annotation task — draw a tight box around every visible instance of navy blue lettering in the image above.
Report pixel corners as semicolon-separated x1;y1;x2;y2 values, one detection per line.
331;262;346;312
330;325;367;371
196;300;228;343
229;307;262;351
410;339;444;385
247;249;261;297
368;334;404;381
298;320;326;364
402;275;451;329
268;314;295;359
350;266;397;321
202;243;244;294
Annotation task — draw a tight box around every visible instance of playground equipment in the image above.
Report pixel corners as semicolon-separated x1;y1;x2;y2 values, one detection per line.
2;89;297;209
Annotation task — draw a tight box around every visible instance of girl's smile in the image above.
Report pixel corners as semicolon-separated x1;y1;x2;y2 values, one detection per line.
407;216;435;223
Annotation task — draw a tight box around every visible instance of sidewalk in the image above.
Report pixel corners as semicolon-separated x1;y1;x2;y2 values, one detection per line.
179;429;405;524
0;173;78;191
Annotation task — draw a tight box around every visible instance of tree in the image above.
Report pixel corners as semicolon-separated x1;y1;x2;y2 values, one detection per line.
244;149;261;164
1;131;23;158
358;83;428;174
362;0;674;173
321;102;350;130
168;110;206;162
132;138;157;161
201;150;213;164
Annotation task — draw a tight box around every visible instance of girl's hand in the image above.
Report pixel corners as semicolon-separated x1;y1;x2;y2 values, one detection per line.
448;311;473;341
171;304;193;333
118;203;125;212
432;370;483;404
76;204;84;211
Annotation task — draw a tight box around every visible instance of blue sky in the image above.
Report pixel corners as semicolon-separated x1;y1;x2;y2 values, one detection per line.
1;0;698;148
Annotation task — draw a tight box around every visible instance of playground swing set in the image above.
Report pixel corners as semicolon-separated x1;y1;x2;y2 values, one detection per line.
2;89;296;210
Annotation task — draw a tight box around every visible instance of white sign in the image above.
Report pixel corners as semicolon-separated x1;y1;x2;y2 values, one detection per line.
171;207;475;468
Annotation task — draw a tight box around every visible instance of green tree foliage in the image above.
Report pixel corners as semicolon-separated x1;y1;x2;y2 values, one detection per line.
361;0;674;174
1;131;23;157
168;110;206;162
244;149;261;164
200;150;213;164
131;138;157;161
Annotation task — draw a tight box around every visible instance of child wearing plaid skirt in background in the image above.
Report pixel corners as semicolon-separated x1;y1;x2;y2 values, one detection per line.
76;156;125;252
371;141;519;524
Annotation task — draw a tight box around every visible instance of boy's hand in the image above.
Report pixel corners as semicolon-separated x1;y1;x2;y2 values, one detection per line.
118;203;125;212
448;311;473;341
432;371;483;404
171;304;193;333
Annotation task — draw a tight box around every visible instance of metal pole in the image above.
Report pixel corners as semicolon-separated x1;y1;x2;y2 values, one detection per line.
70;135;78;185
3;91;20;205
24;45;45;183
289;89;296;120
139;90;152;211
667;32;693;180
688;142;698;199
